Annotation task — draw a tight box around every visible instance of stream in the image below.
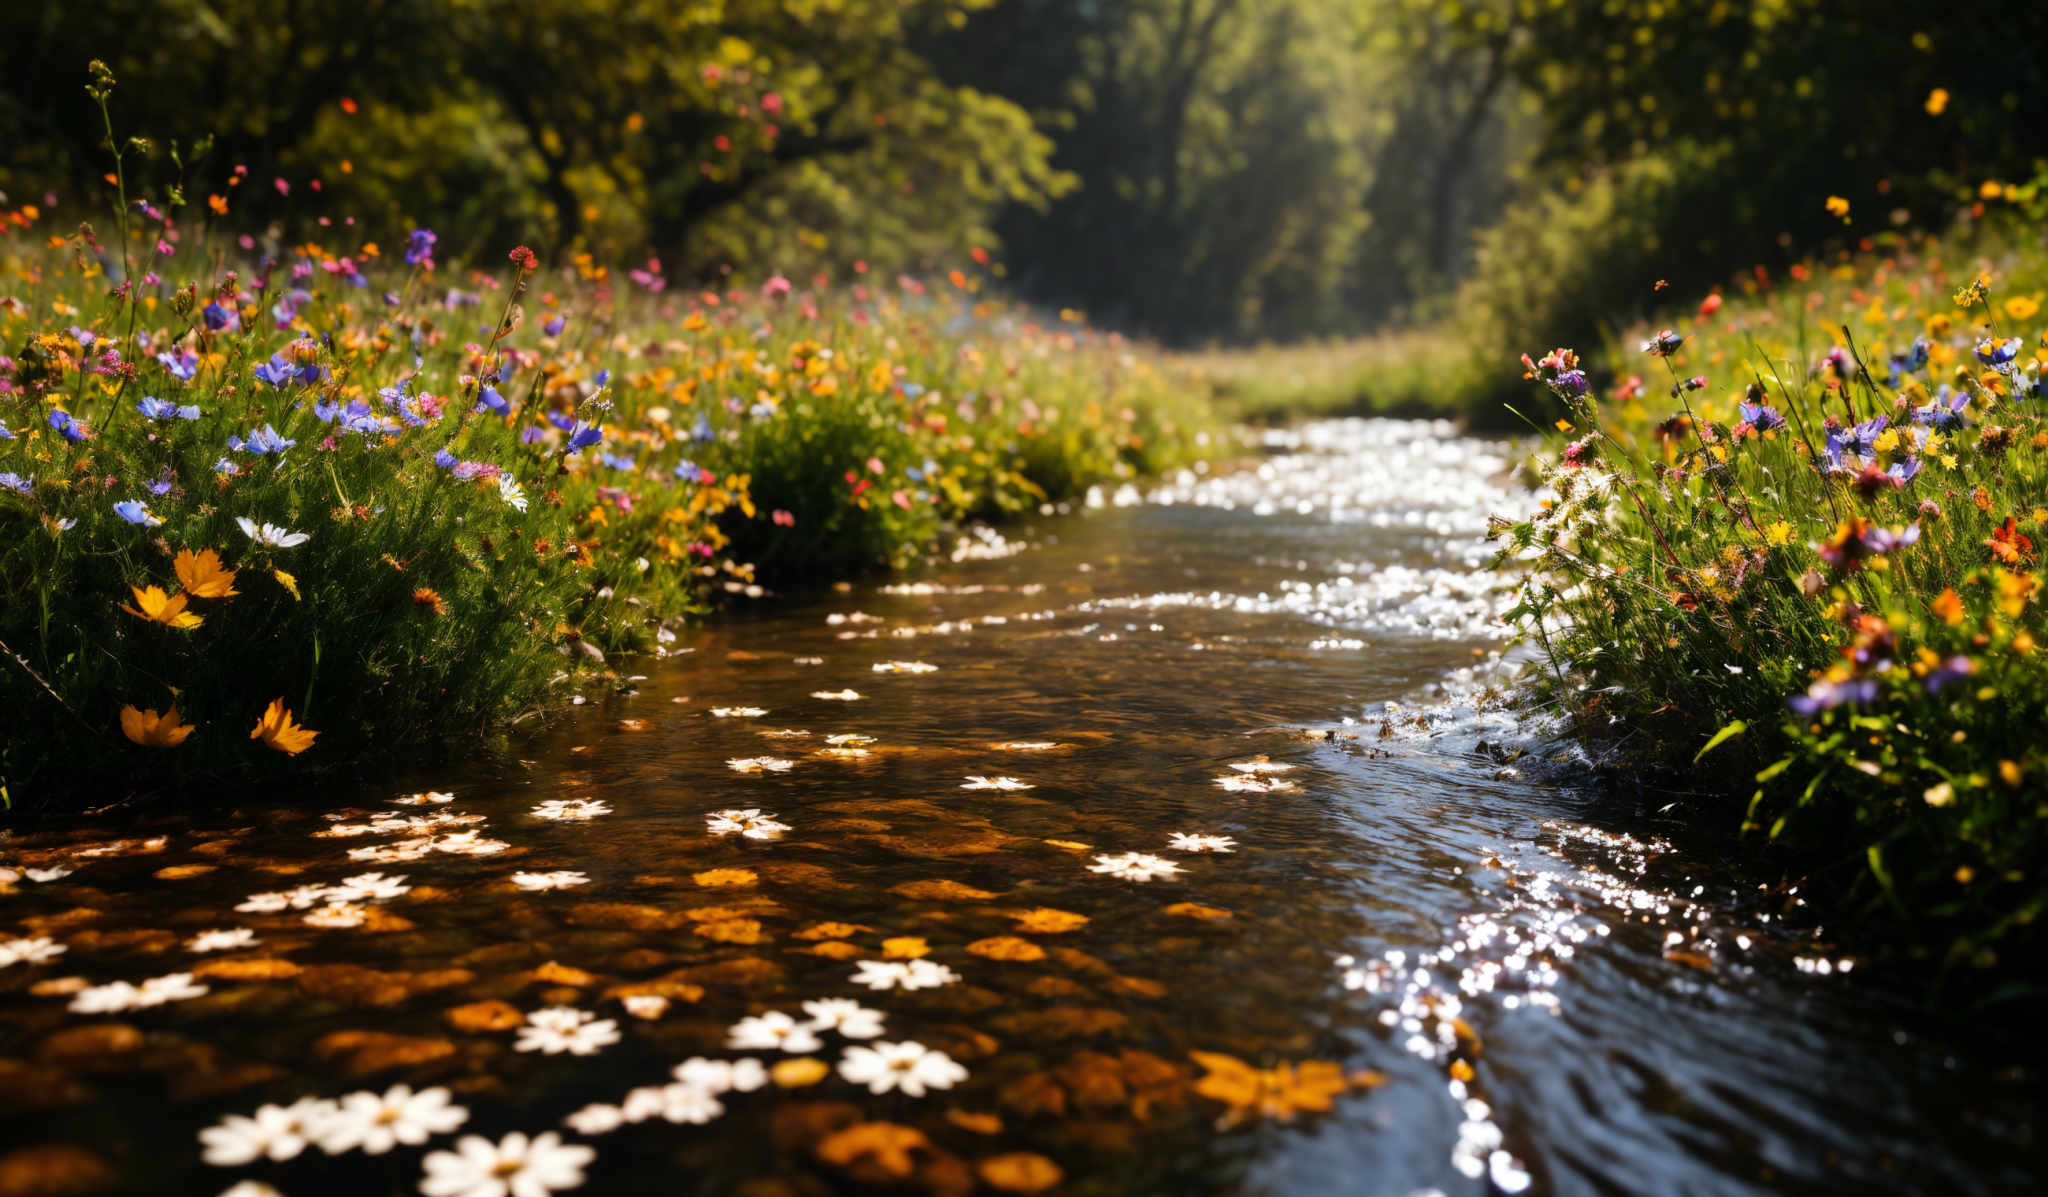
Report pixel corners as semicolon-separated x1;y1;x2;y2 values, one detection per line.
0;418;2037;1196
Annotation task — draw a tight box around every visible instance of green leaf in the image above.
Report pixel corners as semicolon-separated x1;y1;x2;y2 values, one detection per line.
1694;719;1746;762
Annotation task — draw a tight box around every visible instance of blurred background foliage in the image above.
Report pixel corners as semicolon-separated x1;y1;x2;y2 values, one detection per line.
3;0;2046;406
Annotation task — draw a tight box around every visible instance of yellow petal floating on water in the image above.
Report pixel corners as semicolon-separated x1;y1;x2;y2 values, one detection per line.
880;936;930;959
772;1057;830;1087
977;1152;1064;1194
890;879;999;902
692;868;758;889
966;936;1045;962
815;1122;929;1183
1011;908;1089;934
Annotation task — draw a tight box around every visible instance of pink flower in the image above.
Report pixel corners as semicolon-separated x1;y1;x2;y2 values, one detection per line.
274;178;290;196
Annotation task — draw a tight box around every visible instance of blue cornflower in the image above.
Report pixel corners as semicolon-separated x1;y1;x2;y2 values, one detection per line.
1737;401;1786;431
900;382;926;399
545;410;576;433
0;420;14;439
1924;656;1976;695
1912;386;1969;431
201;301;238;332
47;408;88;442
113;499;161;526
0;472;31;496
405;228;438;266
674;459;700;482
594;369;611;389
229;424;297;455
543;315;566;336
1887;337;1930;385
601;452;637;471
214;457;241;477
1840;415;1888;458
691;414;714;443
520;425;547;445
1976;337;2022;367
253;353;297;389
156;348;199;380
136;395;181;421
477;386;509;415
1787;677;1878;715
434;449;459;470
566;421;604;454
148;471;175;496
1887;457;1922;485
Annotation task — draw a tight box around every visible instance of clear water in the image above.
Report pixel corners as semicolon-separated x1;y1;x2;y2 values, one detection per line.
0;420;2036;1196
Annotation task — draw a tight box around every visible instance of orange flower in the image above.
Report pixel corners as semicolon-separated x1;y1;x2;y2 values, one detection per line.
173;548;239;599
123;585;203;629
1987;517;2035;566
412;587;446;615
250;699;318;755
120;704;195;747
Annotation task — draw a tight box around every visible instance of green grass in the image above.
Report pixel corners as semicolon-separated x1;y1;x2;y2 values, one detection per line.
1170;328;1512;427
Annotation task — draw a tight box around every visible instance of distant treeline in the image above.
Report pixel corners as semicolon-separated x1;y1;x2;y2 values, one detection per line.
2;1;2044;347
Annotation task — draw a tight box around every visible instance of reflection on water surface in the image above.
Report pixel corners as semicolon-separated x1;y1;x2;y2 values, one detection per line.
0;421;2036;1195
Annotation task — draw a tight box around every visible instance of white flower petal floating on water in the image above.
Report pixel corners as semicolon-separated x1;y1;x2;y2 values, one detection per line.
418;1131;594;1197
1228;758;1296;774
627;1083;724;1125
706;809;791;840
1214;775;1298;793
961;776;1034;791
391;790;455;805
304;903;367;929
757;728;811;739
810;689;863;701
332;871;411;900
837;1041;968;1097
218;1181;285;1197
871;661;938;673
431;831;511;856
6;864;77;882
516;1007;620;1055
532;798;611;821
199;1098;337;1166
235;892;291;914
726;757;794;774
727;1011;824;1054
512;871;590;892
186;928;258;954
1088;852;1183;882
0;936;67;967
825;733;875;746
991;741;1061;751
1167;833;1237;853
800;998;885;1039
619;995;669;1020
348;838;436;863
849;959;960;992
709;706;768;718
671;1056;769;1094
312;1084;468;1156
563;1104;627;1136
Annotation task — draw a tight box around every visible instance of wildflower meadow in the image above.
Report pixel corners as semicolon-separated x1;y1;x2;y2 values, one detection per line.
1497;204;2048;987
0;67;1210;806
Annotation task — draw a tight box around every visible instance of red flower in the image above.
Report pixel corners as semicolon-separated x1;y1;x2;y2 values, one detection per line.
508;245;538;270
1987;517;2035;565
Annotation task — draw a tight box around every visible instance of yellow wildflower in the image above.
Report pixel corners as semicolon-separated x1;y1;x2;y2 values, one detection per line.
173;548;239;599
122;585;203;629
250;698;319;755
120;704;196;747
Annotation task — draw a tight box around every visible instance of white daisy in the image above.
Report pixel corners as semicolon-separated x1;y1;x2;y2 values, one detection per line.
961;776;1033;791
312;1084;468;1155
726;1011;823;1053
837;1041;968;1097
418;1132;594;1197
516;1009;619;1055
432;831;510;856
849;959;960;991
650;1083;724;1124
332;872;411;900
800;998;885;1039
725;757;794;774
236;516;311;548
532;798;611;821
69;980;145;1014
512;871;590;892
137;972;209;1005
705;809;791;840
187;928;259;954
497;475;528;512
1215;775;1297;793
669;1056;768;1094
350;839;435;863
1167;833;1237;853
1088;852;1182;882
0;936;67;967
198;1098;337;1166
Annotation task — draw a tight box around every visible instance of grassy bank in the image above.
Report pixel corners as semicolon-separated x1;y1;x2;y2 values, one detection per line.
1492;216;2048;997
0;212;1212;808
1171;328;1510;428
